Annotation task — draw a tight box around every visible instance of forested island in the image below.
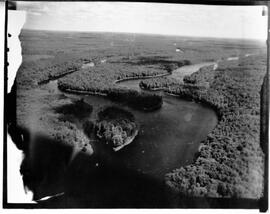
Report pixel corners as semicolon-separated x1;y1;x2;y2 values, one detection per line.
95;106;139;151
57;60;184;111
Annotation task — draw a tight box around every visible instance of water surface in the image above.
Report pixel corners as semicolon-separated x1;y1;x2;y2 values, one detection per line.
44;62;218;179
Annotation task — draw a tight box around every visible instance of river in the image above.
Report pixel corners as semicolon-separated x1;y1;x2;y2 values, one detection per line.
44;62;218;179
10;55;256;206
9;61;219;206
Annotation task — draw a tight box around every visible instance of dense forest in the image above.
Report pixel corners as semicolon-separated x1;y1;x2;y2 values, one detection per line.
16;92;94;156
139;65;216;90
57;62;167;111
114;56;191;72
18;29;264;91
140;76;181;90
183;65;216;87
164;55;266;198
107;89;162;111
14;30;267;204
95;106;138;151
16;54;87;89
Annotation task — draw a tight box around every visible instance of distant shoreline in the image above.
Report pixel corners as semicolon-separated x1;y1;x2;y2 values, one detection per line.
114;72;170;84
21;29;266;43
59;87;108;96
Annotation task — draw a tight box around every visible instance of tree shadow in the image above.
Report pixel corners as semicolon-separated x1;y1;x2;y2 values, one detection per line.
7;82;169;207
8;124;170;208
6;81;262;209
53;98;93;120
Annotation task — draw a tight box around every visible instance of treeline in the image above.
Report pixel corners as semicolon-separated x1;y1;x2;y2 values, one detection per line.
16;54;92;89
57;68;115;95
16;92;94;155
95;106;138;150
53;98;93;119
115;68;169;81
164;55;266;199
139;65;215;91
183;65;216;87
18;50;189;91
97;106;135;122
107;89;163;111
58;79;163;112
120;56;191;72
58;64;163;111
139;77;181;90
58;63;170;92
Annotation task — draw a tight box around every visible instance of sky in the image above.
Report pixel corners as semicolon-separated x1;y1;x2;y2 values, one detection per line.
17;2;268;40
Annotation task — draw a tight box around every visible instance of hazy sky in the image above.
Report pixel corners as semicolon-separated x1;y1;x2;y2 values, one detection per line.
17;2;267;40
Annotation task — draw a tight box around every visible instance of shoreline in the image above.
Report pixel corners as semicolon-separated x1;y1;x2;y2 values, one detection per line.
114;72;171;84
140;86;167;91
38;69;78;85
164;54;265;199
139;85;221;120
58;87;163;112
113;129;139;152
58;87;108;96
55;55;265;199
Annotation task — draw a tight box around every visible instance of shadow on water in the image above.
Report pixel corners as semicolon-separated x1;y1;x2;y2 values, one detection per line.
7;124;262;209
8;125;170;208
6;82;262;209
7;81;168;207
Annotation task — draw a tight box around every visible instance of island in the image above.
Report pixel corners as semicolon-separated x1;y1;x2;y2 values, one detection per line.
95;106;139;151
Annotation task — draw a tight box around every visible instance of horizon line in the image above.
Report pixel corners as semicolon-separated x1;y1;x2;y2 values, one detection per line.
21;28;266;43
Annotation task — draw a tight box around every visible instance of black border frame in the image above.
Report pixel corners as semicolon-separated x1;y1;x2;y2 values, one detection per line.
3;0;269;211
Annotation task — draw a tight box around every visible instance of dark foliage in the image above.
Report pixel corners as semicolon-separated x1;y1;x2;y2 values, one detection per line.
119;56;191;72
183;65;216;87
107;89;163;111
165;55;266;199
140;76;181;90
54;98;93;119
57;63;164;111
16;55;86;89
95;106;138;149
16;30;267;202
97;106;135;122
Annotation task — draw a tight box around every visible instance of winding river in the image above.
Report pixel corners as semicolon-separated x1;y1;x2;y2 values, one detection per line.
11;54;258;206
9;61;219;205
44;62;218;179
